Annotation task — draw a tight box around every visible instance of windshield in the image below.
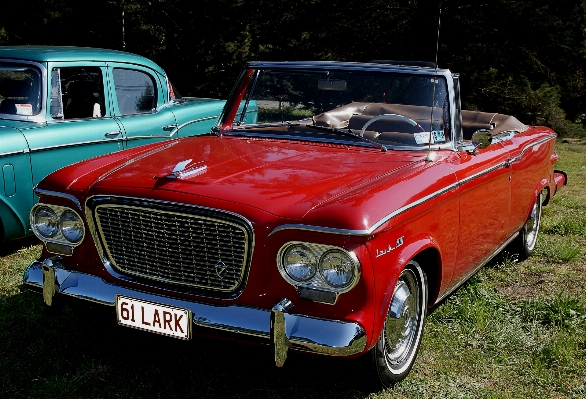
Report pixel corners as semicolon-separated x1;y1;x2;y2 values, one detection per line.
227;67;450;148
0;63;42;117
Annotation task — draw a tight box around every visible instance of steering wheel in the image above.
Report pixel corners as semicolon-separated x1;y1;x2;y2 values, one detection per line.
359;113;424;137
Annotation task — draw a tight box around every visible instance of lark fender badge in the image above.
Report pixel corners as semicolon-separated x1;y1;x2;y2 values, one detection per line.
375;236;404;258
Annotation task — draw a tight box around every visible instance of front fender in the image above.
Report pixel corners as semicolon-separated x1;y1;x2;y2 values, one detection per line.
0;126;34;241
365;232;442;349
0;199;29;240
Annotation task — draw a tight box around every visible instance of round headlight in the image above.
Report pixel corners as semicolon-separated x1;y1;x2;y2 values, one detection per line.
282;244;317;282
33;206;60;238
319;250;356;288
61;210;84;243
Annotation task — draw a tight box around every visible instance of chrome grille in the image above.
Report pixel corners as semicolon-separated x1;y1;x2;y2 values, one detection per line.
94;203;250;292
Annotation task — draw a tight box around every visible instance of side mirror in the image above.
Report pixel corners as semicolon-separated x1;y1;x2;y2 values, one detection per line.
471;129;492;149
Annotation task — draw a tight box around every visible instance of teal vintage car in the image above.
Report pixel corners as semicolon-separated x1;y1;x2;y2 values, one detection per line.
0;46;230;243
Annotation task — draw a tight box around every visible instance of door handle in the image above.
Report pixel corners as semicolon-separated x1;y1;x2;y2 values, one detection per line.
162;124;178;131
105;130;122;138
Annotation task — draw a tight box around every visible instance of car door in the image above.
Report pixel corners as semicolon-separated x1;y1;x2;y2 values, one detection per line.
452;141;513;281
24;63;124;189
106;63;178;149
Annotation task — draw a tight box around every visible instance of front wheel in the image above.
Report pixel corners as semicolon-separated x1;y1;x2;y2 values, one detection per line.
373;260;428;387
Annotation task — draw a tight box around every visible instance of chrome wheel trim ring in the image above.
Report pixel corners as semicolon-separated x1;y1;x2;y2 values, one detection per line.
525;193;542;252
383;268;421;371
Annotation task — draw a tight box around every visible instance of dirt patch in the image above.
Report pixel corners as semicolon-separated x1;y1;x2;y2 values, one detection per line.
498;261;586;300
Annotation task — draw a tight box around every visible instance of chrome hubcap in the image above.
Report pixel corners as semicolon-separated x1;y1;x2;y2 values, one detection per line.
525;195;541;250
384;270;420;368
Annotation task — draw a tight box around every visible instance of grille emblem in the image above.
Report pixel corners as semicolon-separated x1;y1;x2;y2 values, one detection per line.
215;260;228;279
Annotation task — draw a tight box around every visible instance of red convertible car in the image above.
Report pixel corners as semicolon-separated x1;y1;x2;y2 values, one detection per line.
23;61;566;386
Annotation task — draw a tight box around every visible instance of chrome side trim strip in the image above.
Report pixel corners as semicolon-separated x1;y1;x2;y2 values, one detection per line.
23;261;367;359
507;134;556;165
458;161;509;186
29;137;124;153
34;188;82;210
269;179;460;237
166;116;219;138
269;135;557;237
0;148;30;158
126;135;173;140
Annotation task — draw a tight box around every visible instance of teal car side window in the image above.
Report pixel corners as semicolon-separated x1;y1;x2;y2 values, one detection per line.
112;68;157;116
50;67;106;120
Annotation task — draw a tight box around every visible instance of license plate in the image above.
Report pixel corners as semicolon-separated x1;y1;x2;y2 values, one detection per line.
116;295;191;340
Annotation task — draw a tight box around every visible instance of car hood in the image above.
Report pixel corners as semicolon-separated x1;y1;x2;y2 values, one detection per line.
50;136;424;222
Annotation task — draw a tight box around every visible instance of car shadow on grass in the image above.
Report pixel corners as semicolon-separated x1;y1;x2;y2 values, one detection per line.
0;236;40;258
1;290;381;399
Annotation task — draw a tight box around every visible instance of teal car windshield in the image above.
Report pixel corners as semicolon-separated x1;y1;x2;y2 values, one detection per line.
0;63;42;116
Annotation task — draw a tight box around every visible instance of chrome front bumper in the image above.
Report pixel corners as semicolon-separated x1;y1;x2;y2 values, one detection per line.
23;259;367;365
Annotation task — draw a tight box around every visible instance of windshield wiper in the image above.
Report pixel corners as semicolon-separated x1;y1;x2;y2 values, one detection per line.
238;122;300;129
304;124;387;152
213;122;300;136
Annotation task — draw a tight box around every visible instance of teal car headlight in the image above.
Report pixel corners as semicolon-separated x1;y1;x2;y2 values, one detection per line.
31;204;85;246
278;241;360;295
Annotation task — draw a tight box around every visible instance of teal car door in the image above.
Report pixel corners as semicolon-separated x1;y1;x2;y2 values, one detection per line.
24;63;124;189
107;64;178;149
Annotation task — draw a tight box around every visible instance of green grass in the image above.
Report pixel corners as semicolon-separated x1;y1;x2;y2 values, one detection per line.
1;141;585;398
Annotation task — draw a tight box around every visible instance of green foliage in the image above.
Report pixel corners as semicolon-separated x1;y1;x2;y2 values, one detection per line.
258;106;314;123
0;0;585;136
0;27;7;45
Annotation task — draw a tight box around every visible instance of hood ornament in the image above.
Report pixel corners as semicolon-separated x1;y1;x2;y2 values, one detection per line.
156;159;207;179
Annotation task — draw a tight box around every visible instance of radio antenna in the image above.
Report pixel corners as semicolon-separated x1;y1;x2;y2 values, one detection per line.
425;0;442;162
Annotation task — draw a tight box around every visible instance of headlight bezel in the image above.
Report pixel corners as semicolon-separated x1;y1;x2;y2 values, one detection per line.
31;204;86;246
277;241;361;294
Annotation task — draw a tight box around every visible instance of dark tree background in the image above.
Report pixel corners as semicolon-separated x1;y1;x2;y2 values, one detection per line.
2;0;585;136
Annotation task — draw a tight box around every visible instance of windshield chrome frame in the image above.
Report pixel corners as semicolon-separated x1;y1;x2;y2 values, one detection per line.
0;58;47;123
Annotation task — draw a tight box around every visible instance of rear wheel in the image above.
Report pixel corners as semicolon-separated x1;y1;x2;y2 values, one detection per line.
373;260;427;387
514;191;543;260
